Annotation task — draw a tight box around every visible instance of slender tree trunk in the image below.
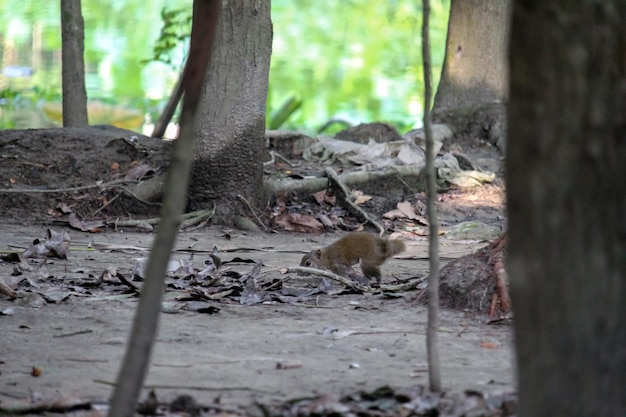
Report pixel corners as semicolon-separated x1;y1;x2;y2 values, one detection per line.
422;0;441;393
151;57;186;139
60;0;88;127
433;0;512;150
190;0;272;224
507;1;626;416
107;1;221;416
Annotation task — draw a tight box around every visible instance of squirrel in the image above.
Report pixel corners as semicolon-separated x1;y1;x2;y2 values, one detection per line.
299;233;406;285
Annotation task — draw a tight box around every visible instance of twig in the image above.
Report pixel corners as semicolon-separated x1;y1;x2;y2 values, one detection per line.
397;175;419;194
291;266;425;293
337;330;426;336
291;266;366;289
324;167;384;236
0;398;102;415
381;275;426;292
59;358;109;363
53;329;94;338
116;272;140;292
94;379;273;393
91;192;121;217
0;278;17;299
0;178;137;194
263;150;295;167
263;151;276;166
237;194;269;232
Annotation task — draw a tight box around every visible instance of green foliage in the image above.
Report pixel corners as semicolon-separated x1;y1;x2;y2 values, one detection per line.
0;0;450;132
269;0;450;131
0;86;60;103
143;7;192;66
31;86;62;102
140;0;450;131
0;86;61;129
268;95;302;130
0;87;20;100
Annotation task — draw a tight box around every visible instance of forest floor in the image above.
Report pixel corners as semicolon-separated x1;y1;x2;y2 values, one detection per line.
0;126;514;416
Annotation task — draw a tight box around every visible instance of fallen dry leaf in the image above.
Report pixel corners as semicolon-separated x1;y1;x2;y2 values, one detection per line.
351;190;372;205
273;212;325;233
22;229;71;259
124;163;156;181
312;189;336;206
397;201;429;225
68;213;106;233
55;201;73;214
0;252;20;263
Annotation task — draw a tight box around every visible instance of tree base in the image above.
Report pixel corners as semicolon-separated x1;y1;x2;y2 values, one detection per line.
415;233;509;318
434;101;507;153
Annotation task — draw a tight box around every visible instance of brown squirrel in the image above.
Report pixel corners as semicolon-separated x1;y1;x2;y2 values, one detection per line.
299;233;406;285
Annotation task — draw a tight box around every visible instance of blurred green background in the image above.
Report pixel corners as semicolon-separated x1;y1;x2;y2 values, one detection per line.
0;0;450;134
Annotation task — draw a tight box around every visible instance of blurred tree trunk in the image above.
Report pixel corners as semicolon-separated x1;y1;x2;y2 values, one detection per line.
507;1;626;416
433;0;511;151
190;0;272;224
107;2;221;416
60;0;88;127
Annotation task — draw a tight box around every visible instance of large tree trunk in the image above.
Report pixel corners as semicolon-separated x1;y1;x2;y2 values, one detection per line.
190;0;272;223
507;1;626;416
433;0;511;151
60;0;89;127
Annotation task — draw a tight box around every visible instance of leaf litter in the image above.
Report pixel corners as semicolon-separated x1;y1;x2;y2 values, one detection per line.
0;384;516;416
0;222;514;416
1;228;394;312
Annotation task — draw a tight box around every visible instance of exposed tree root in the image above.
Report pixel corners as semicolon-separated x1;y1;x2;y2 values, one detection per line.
106;209;215;229
414;233;510;319
263;165;424;196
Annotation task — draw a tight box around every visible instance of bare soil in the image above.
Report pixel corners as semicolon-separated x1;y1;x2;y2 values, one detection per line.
0;126;512;415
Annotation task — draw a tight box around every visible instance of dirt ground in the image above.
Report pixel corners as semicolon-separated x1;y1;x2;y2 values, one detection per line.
0;126;513;415
0;225;514;413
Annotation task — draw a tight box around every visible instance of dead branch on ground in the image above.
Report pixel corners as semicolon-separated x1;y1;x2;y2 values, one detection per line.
291;266;425;293
263;165;424;196
324;167;384;235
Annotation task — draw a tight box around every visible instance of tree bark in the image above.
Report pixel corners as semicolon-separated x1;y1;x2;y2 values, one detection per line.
60;0;89;127
107;1;221;416
190;0;272;223
422;0;441;393
433;0;511;150
507;1;626;416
